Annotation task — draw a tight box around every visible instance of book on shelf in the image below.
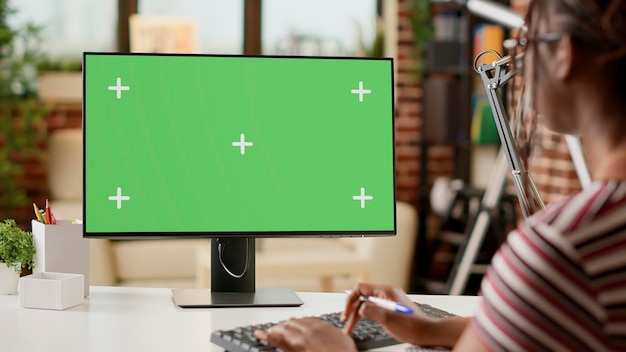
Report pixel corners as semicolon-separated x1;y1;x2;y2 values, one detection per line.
470;95;499;145
472;23;504;66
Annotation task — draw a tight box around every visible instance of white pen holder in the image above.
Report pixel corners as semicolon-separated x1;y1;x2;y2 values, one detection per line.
31;220;89;296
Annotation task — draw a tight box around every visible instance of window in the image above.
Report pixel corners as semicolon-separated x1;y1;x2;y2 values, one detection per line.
138;0;243;54
10;0;117;59
9;0;377;59
263;0;378;56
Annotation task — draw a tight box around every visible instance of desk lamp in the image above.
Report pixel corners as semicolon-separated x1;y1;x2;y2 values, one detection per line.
431;0;592;294
433;0;591;218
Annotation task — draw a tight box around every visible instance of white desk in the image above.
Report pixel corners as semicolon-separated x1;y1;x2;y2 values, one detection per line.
0;286;481;352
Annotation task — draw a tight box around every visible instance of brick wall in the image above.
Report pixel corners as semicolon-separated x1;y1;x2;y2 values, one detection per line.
395;0;456;206
394;0;422;203
528;126;583;205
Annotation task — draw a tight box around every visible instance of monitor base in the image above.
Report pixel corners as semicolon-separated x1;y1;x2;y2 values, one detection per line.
172;288;304;308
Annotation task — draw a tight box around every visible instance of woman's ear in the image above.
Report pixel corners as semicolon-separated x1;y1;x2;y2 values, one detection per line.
554;35;575;81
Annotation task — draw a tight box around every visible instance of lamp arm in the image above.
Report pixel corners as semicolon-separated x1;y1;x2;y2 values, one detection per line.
476;59;545;219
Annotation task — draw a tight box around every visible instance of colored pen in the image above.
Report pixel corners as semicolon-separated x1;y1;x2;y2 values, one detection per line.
45;199;57;224
33;203;45;223
40;209;48;224
359;296;414;314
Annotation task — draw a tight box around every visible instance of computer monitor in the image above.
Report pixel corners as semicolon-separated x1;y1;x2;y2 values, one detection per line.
82;52;396;307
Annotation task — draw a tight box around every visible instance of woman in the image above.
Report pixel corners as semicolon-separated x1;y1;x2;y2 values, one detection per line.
255;0;626;350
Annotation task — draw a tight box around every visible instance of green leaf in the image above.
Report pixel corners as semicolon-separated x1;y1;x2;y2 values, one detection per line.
0;219;36;274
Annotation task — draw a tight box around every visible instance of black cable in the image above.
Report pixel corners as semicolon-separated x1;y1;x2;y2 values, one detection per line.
217;238;250;279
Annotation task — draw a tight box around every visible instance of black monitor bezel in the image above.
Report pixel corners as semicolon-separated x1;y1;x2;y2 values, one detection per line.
82;52;397;240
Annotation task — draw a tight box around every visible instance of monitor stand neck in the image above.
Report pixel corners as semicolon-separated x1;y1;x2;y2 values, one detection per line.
171;237;303;308
212;237;255;292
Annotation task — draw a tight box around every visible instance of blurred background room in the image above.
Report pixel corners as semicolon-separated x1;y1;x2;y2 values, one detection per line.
1;0;584;295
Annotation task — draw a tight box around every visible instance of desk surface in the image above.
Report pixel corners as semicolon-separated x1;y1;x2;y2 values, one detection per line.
0;286;481;352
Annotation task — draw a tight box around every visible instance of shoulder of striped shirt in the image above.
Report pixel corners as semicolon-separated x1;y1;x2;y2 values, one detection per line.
528;181;626;230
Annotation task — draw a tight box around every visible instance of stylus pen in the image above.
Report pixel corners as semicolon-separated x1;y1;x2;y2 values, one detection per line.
359;296;414;314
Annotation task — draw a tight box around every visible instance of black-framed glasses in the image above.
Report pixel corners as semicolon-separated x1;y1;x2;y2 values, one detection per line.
503;32;565;71
504;32;564;52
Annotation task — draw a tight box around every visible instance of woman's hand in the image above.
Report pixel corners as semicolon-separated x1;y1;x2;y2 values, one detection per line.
254;282;469;350
343;282;465;348
254;317;357;352
343;282;429;346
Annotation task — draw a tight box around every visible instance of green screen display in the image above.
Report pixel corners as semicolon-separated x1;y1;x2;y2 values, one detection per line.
84;53;395;235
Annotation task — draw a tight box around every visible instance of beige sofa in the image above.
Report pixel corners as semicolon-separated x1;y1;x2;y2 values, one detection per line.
48;128;418;291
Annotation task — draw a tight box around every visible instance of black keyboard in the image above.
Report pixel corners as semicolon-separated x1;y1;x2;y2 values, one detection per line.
210;302;455;352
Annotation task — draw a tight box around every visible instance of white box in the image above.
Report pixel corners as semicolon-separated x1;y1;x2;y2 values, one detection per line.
32;220;89;296
19;272;84;310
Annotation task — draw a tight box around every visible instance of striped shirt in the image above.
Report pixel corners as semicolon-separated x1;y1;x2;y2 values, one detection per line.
473;180;626;351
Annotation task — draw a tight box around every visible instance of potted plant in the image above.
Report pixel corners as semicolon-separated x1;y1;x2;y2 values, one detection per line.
0;219;36;294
